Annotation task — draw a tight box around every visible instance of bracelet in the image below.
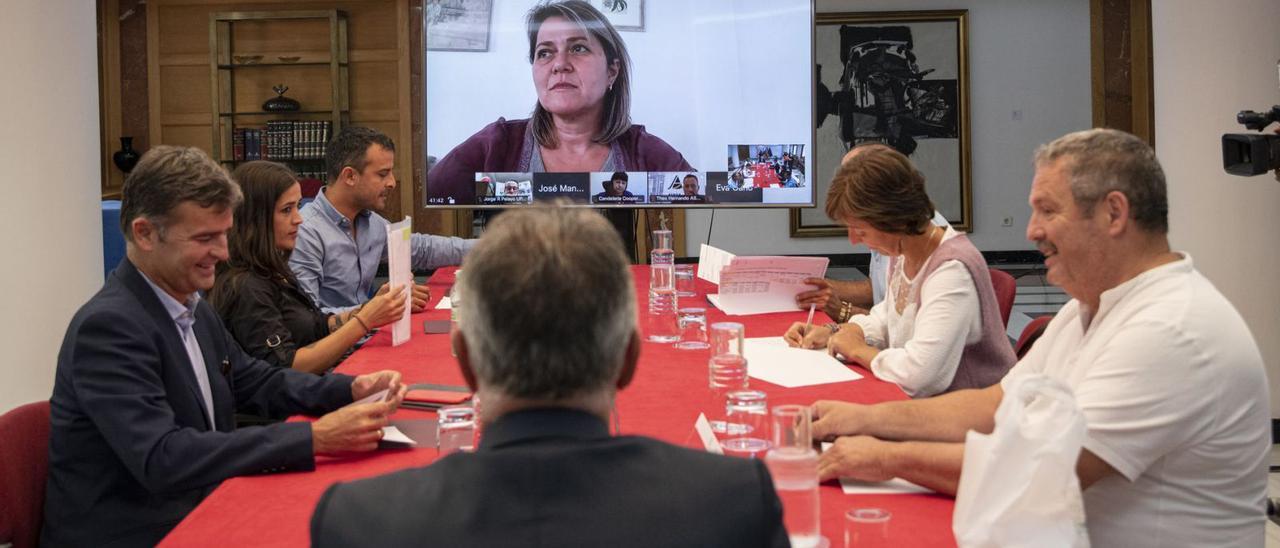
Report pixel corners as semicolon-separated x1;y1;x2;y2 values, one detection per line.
352;314;371;335
838;300;854;323
824;322;842;334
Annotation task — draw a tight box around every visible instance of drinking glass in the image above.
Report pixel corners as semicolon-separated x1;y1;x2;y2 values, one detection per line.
767;405;822;548
721;389;771;458
436;405;476;455
674;264;697;297
449;284;461;324
646;230;680;343
844;508;891;548
771;404;812;451
707;322;747;433
674;307;710;350
709;322;745;359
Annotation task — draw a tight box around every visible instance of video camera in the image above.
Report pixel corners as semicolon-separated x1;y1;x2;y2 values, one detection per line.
1222;105;1280;176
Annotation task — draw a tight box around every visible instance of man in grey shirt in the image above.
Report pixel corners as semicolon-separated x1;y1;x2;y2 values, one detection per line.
291;127;474;314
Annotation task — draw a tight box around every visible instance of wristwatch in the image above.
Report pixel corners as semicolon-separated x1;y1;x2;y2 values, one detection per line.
837;299;854;323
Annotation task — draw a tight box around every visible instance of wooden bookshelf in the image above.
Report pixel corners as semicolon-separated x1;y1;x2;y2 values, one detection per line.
209;10;349;165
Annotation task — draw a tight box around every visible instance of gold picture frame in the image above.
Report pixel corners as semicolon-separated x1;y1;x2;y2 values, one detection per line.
792;10;972;237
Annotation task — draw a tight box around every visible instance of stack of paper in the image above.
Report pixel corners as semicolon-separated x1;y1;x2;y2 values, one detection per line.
698;245;828;315
697;244;736;284
743;337;861;387
385;217;413;346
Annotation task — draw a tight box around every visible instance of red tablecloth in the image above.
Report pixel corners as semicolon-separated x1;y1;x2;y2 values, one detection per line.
161;266;956;547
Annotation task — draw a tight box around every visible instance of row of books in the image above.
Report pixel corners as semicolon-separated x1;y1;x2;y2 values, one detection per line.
231;120;333;161
295;169;325;181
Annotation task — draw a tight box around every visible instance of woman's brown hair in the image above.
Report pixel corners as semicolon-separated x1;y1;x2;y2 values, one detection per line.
217;160;299;286
825;144;935;235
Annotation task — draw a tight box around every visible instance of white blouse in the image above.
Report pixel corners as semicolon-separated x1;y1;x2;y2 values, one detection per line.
848;228;981;397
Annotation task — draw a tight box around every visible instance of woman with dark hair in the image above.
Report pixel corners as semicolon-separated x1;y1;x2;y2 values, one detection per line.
784;144;1014;397
426;0;692;204
593;171;634;201
210;161;407;374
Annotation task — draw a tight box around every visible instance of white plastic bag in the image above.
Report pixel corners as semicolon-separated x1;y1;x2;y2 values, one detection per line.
952;373;1089;548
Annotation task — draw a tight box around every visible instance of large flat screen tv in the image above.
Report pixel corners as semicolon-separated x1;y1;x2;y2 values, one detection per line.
423;0;815;208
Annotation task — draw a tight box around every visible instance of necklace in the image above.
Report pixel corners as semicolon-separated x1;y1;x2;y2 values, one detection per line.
893;226;945;314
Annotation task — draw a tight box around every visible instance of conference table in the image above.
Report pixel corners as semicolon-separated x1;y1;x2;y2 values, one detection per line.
161;266;957;546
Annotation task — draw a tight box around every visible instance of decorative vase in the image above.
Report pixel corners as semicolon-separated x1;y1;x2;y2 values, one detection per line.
262;84;301;112
112;137;140;173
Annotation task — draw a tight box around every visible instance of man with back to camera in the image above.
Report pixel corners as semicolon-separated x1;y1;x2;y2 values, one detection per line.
42;146;407;547
809;129;1269;547
310;205;788;547
290;126;475;315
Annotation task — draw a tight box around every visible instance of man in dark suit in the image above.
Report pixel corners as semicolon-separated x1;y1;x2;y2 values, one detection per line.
310;205;789;547
43;146;408;547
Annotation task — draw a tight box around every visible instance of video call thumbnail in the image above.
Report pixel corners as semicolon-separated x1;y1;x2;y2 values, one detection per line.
705;172;761;204
648;172;707;204
727;144;807;190
468;168;810;207
590;172;646;205
475;173;534;205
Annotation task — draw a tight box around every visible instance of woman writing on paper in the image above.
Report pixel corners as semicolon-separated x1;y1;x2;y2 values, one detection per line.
783;144;1014;397
209;161;407;374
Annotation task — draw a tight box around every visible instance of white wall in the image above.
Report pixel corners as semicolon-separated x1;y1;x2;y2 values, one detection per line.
687;0;1093;256
0;1;103;413
1151;0;1280;416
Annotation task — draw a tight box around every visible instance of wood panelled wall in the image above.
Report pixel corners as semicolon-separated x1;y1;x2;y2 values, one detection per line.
1091;0;1154;144
100;0;461;236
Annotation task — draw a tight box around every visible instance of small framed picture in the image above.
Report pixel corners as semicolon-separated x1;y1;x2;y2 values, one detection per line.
425;0;494;52
591;0;644;31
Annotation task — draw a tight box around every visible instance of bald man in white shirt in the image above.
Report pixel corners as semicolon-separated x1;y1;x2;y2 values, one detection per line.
808;128;1269;547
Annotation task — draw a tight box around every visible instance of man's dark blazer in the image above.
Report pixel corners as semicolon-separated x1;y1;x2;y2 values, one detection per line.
311;408;790;548
42;259;355;547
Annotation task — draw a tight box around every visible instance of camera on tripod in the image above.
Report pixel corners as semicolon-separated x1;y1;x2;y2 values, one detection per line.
1222;105;1280;176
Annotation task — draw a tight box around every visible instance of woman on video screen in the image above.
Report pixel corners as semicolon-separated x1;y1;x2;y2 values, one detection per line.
427;0;692;204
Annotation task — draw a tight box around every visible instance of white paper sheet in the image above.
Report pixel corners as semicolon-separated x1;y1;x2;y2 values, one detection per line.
381;425;417;446
715;256;829;315
352;388;390;406
697;244;736;284
385;217;413;346
694;413;723;455
435;296;452;310
821;443;932;495
743;337;861;388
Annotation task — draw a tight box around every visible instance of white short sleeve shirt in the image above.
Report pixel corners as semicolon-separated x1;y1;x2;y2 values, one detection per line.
1001;254;1269;547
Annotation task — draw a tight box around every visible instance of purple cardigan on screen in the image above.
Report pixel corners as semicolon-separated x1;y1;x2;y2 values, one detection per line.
426;117;693;203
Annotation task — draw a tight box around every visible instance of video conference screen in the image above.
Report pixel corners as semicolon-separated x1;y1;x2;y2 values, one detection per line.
423;0;815;208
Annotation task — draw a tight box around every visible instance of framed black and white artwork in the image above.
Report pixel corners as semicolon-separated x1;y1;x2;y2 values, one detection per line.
793;10;971;236
590;0;644;31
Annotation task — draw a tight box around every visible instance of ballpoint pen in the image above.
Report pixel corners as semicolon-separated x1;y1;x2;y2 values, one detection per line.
803;302;816;349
